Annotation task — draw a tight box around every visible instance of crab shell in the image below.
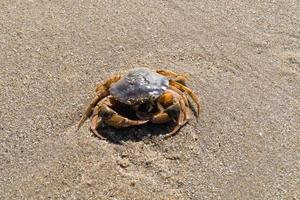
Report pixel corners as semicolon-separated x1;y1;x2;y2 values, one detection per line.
109;68;169;105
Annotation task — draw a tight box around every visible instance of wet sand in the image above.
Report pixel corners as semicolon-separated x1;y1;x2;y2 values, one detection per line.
0;0;299;199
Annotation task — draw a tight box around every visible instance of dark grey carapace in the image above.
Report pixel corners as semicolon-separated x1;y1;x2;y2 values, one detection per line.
109;68;169;105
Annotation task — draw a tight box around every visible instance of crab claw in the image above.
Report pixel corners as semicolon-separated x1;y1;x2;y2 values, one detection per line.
99;105;149;128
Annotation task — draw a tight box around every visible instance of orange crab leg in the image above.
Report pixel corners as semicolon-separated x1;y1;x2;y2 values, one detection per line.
153;102;188;139
88;96;149;139
165;99;189;138
179;96;191;121
156;69;188;84
77;75;121;130
170;80;201;118
151;89;190;138
157;92;174;107
169;85;193;120
164;118;187;139
158;90;190;121
91;110;148;139
104;113;149;128
99;104;148;128
151;112;172;124
77;90;109;130
90;113;106;140
169;86;189;106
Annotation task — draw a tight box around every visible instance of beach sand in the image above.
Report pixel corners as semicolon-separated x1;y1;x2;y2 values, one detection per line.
0;0;299;199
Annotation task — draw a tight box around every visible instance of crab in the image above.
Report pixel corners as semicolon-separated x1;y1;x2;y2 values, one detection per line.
77;68;200;139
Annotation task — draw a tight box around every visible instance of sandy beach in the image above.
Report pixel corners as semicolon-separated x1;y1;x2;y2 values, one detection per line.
0;0;299;199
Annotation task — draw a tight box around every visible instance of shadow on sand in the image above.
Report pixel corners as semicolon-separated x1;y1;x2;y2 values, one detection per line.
94;122;177;144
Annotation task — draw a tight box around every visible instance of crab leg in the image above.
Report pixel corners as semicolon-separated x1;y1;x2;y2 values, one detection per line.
163;108;188;139
156;69;188;84
169;80;201;118
77;75;121;130
77;90;109;130
151;103;179;124
170;85;190;110
166;97;189;138
169;86;192;121
151;90;190;138
100;105;148;128
88;96;149;139
158;89;190;121
90;109;106;140
151;102;188;139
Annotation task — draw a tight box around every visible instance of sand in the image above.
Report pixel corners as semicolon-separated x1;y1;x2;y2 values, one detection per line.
0;0;299;199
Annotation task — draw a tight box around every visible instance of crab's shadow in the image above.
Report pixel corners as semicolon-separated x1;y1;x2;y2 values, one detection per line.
95;122;176;144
